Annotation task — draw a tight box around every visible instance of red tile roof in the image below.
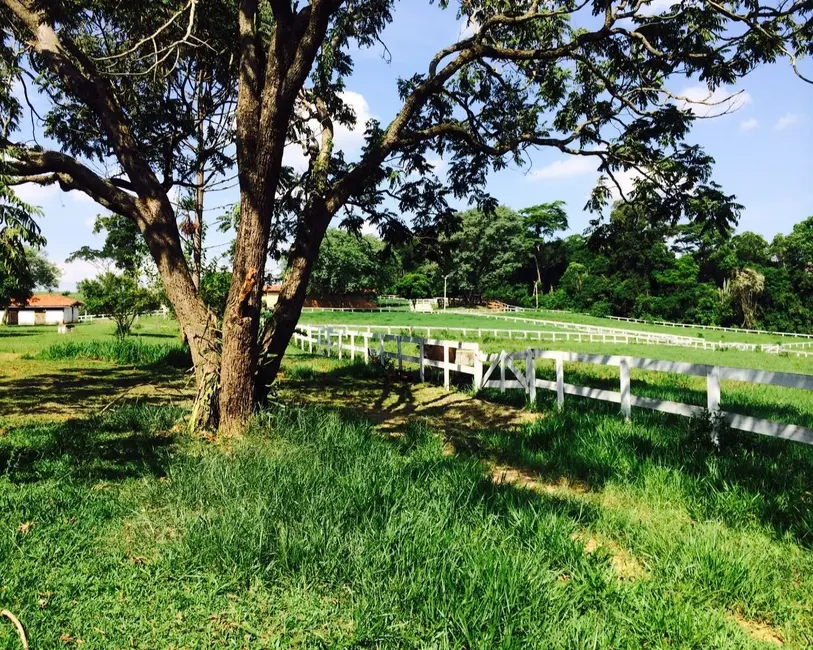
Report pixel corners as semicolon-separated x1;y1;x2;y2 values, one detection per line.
9;294;83;309
263;284;283;294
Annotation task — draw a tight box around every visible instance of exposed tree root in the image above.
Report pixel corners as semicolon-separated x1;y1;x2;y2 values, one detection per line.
1;610;29;650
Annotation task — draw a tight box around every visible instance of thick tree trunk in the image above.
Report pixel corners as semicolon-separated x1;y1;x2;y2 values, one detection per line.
218;189;273;436
257;206;332;394
139;199;219;423
192;166;204;291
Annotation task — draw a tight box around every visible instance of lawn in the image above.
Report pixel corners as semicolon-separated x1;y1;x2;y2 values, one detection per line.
0;317;190;424
505;309;812;345
302;306;813;345
2;319;813;648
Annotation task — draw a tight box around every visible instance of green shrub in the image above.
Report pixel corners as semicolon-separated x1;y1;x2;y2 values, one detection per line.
35;338;190;367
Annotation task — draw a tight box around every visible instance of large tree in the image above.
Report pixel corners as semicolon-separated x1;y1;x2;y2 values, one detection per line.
2;0;810;434
307;228;398;296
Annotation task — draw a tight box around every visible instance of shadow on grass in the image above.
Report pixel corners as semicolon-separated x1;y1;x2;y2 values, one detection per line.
0;405;182;484
477;389;813;545
0;328;37;339
133;332;180;340
0;363;191;420
282;360;813;546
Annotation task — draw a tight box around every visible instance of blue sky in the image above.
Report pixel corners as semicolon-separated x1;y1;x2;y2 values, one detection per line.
14;2;813;290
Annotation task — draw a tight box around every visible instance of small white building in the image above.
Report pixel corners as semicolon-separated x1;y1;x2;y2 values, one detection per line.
2;294;83;325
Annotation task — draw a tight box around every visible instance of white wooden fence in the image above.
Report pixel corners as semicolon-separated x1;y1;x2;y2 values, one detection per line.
293;325;813;446
299;322;813;357
604;315;813;339
78;309;167;323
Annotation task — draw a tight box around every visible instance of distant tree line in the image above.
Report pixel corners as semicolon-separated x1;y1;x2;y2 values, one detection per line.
309;206;813;333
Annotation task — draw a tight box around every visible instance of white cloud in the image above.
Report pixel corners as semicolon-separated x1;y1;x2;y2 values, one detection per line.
739;117;759;132
637;0;678;15
57;259;99;290
677;86;752;117
775;113;801;130
283;90;373;171
458;17;480;40
360;221;378;237
606;169;641;200
67;190;96;204
529;156;597;181
12;182;59;206
333;90;374;153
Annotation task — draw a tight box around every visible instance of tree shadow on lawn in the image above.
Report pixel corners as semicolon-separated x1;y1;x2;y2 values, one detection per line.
0;406;181;484
0;362;192;423
479;390;813;546
0;328;37;338
133;331;180;340
280;363;535;444
282;363;813;546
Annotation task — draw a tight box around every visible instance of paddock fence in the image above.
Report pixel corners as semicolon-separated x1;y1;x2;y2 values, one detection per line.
298;322;813;357
293;325;813;446
604;315;813;339
78;310;167;323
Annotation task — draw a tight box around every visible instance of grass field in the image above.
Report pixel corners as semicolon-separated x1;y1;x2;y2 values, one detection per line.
304;307;812;345
2;317;813;648
516;309;810;344
297;310;813;373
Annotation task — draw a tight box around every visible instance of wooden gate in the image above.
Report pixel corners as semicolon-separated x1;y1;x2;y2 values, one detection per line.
6;309;18;325
34;310;47;325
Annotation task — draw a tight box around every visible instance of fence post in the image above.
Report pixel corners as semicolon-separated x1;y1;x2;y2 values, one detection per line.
350;333;355;362
556;353;564;409
500;351;506;393
707;366;721;446
419;340;425;382
397;336;403;372
363;333;370;364
308;326;314;354
379;335;385;362
473;346;483;392
338;331;343;360
620;358;631;419
527;348;536;405
443;342;450;391
327;328;332;358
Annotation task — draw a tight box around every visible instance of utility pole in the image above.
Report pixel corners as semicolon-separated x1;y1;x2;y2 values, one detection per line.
443;272;453;310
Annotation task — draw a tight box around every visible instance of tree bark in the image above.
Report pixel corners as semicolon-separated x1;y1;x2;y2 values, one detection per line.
256;204;332;395
192;165;204;292
139;199;218;405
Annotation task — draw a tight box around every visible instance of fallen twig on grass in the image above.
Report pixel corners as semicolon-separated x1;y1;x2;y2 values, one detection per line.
1;610;29;649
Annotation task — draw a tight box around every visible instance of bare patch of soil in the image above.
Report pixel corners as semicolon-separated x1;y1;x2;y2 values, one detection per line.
730;612;783;646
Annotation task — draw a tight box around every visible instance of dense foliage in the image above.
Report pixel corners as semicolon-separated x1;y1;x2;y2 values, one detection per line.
307;229;398;296
314;206;812;333
0;246;61;308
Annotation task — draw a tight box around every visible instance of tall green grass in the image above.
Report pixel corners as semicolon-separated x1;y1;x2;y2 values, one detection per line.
2;405;813;647
33;337;191;366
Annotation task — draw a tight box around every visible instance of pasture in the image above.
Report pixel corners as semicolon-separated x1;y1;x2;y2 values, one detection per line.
2;315;813;648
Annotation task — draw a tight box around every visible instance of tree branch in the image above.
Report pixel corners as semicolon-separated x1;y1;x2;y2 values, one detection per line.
4;144;141;217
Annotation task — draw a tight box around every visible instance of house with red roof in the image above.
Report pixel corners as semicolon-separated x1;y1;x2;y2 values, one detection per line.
2;294;84;326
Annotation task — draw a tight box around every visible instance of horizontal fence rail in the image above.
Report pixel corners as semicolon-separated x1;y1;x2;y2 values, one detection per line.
603;315;813;339
298;322;813;357
294;325;813;447
77;310;167;323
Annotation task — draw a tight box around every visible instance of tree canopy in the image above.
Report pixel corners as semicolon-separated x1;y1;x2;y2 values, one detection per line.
2;0;810;431
79;272;160;337
307;229;398;296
